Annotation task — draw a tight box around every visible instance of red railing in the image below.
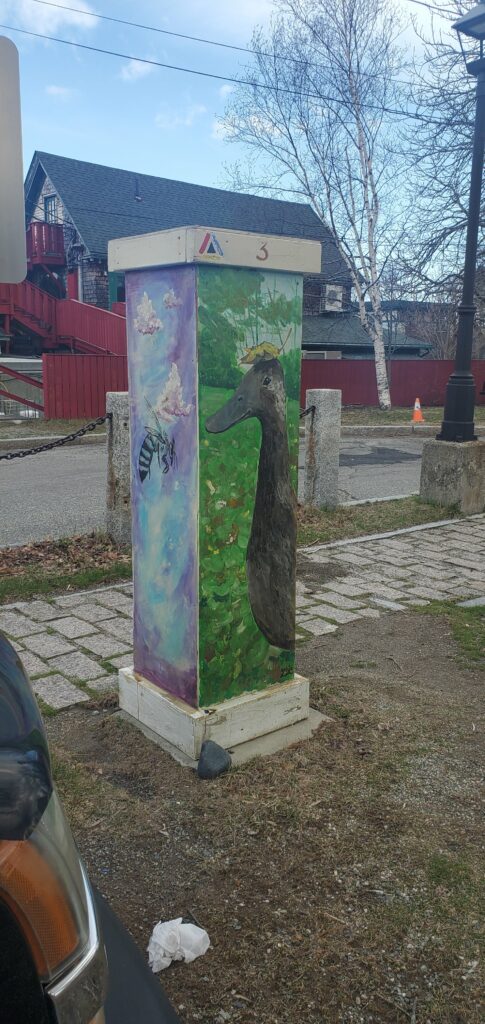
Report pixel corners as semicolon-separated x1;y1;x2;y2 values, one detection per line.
111;301;126;317
0;363;44;412
26;222;65;266
0;280;56;333
56;299;127;355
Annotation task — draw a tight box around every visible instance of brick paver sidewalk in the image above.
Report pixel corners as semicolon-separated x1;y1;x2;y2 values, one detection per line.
296;514;485;639
1;515;483;710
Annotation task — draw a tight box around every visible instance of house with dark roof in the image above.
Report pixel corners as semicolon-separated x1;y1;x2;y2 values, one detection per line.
303;311;432;360
24;151;352;321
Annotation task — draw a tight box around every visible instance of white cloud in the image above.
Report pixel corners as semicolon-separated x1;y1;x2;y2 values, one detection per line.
119;59;155;82
155;104;207;130
211;119;232;141
45;84;75;98
0;0;98;32
219;84;234;99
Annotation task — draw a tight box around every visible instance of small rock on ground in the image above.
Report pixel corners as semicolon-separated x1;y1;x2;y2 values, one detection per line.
197;740;232;780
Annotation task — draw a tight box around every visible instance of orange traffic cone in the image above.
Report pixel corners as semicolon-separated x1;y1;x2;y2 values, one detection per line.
412;397;424;423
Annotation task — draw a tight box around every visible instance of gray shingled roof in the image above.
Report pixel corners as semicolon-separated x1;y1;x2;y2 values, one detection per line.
25;151;351;285
303;314;432;352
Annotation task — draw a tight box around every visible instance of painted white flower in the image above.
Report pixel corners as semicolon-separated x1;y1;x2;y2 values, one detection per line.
163;288;182;309
133;292;162;335
158;363;192;421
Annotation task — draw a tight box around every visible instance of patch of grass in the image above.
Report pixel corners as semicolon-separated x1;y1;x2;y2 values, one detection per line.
0;561;132;605
297;495;461;547
350;659;378;669
0;418;107;438
449;607;485;664
100;659;118;675
341;405;485;425
50;749;100;808
36;696;58;718
428;853;472;890
417;601;485;667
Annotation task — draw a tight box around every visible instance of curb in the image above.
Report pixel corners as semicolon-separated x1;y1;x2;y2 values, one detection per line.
299;424;485;438
342;424;435;437
298;512;484;553
341;424;485;437
340;492;419;506
0;433;106;453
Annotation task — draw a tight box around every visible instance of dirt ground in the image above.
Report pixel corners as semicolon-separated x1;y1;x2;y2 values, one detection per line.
47;610;484;1024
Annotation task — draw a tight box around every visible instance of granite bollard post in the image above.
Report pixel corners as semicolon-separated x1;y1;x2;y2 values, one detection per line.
420;438;485;514
303;388;341;509
106;391;131;547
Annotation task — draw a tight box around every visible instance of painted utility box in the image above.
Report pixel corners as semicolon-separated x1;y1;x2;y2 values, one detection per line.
108;227;321;761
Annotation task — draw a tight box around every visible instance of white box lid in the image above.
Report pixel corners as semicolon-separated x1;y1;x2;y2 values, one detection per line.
108;225;321;274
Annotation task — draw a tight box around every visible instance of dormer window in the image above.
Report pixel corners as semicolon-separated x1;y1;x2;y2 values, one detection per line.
44;194;57;223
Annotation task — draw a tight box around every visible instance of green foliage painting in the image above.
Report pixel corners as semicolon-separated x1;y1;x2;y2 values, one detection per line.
197;265;303;706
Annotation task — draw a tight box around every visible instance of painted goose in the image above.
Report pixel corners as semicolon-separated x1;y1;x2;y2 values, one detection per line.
205;357;296;650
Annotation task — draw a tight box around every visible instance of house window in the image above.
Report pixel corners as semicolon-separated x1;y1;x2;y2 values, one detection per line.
44;194;57;223
323;285;343;312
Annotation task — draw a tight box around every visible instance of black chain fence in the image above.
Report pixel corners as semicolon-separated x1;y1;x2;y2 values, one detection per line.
1;406;312;461
0;414;110;462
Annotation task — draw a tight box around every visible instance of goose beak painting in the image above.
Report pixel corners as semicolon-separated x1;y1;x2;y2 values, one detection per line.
205;385;253;432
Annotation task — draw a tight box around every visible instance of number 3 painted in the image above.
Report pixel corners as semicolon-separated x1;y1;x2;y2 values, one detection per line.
256;242;269;261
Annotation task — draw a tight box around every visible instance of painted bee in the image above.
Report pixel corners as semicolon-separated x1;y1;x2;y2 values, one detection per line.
138;399;177;483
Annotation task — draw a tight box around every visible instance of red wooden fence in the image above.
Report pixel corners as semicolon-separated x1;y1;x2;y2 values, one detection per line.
43;354;128;419
42;354;485;420
300;359;485;407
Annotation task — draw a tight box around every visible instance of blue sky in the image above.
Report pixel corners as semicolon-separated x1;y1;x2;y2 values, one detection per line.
0;0;274;187
0;0;433;190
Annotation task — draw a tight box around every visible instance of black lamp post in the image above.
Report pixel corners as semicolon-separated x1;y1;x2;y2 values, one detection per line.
438;4;485;442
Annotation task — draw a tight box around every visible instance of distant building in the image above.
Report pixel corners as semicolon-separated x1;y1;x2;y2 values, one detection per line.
303;307;433;360
21;152;439;361
24;151;352;324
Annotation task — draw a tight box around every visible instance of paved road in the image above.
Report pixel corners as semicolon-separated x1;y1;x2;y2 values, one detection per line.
0;445;106;547
337;436;424;502
298;436;424;503
0;436;425;547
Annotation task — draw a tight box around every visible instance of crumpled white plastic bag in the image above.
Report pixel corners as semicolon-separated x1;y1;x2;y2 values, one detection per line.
147;917;210;972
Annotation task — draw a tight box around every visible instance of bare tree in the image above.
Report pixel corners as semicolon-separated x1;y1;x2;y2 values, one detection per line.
408;297;458;358
379;257;458;357
404;2;485;288
221;0;411;408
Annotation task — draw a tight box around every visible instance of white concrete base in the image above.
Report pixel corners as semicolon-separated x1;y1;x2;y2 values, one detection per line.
118;706;328;768
118;667;311;761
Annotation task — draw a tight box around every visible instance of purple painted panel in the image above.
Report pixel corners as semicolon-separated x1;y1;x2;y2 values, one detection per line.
125;266;198;706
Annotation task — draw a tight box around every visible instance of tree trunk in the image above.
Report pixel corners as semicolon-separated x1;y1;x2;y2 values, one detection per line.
372;318;391;409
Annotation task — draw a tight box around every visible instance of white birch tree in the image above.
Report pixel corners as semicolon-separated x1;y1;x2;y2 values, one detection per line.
221;0;410;409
